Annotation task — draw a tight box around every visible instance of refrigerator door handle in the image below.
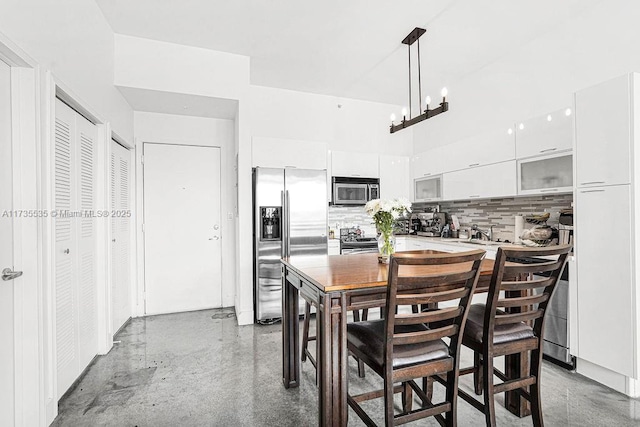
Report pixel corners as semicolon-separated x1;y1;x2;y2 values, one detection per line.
285;190;291;257
281;190;286;257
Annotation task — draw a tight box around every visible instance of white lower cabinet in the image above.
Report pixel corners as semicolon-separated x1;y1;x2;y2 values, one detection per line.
575;184;635;378
443;161;516;201
328;239;340;255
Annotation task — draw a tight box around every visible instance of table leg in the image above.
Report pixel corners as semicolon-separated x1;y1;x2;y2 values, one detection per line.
504;287;531;417
505;353;531;417
317;293;348;427
282;266;300;389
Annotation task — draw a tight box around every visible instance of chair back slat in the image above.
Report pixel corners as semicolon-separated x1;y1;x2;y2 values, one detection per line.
494;310;543;326
396;287;470;306
497;293;549;308
394;306;463;326
397;270;478;290
500;276;555;291
503;259;564;276
393;324;459;346
484;245;572;344
384;249;486;373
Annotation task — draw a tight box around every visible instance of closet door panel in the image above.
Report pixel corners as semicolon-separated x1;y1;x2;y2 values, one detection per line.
111;141;132;334
54;99;78;398
76;116;98;369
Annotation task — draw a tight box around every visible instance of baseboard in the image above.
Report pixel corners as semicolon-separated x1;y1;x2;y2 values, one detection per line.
576;357;636;396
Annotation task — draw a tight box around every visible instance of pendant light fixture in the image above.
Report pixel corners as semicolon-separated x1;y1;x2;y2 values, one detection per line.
389;27;449;134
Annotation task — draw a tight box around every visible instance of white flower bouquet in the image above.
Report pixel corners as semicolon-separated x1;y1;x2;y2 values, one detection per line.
364;198;412;261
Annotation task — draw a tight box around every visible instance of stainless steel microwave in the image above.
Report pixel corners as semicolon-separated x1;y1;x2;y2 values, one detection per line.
332;177;380;205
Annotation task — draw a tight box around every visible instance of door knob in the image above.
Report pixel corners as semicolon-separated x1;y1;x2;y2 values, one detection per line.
63;248;70;254
213;225;220;230
2;268;23;281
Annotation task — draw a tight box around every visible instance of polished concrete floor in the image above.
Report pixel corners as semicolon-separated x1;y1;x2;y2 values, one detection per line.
52;308;640;426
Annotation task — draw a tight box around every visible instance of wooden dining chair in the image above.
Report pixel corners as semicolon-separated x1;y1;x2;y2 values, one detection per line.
457;245;571;427
347;249;485;426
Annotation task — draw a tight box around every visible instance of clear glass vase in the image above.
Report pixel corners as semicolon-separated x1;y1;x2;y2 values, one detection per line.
377;233;396;264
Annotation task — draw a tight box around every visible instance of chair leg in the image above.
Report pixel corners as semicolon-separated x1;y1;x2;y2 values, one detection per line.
445;370;458;427
301;301;311;362
352;309;367;378
530;349;545;427
474;351;483;395
482;354;497;427
402;381;413;413
422;376;434;401
384;377;395;426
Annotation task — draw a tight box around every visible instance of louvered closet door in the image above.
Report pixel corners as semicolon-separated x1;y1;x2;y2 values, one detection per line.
54;99;78;398
110;140;131;334
54;99;98;399
75;114;98;370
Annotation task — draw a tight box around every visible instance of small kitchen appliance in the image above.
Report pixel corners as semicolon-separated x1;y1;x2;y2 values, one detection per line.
332;176;380;205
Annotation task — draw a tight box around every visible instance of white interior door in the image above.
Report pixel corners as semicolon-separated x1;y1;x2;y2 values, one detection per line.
143;143;222;315
0;58;16;427
111;140;132;333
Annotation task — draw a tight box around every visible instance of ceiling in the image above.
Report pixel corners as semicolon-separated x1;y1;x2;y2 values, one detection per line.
97;0;602;107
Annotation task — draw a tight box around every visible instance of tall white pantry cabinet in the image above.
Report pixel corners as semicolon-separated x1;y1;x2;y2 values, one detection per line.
574;73;640;396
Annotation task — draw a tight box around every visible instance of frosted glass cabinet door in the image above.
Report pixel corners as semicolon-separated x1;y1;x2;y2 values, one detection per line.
414;175;442;202
518;153;573;195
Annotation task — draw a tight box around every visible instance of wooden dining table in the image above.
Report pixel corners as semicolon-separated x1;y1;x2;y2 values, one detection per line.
281;251;531;426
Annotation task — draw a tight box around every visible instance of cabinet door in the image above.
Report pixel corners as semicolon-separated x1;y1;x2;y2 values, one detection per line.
575;74;631;186
576;185;634;377
252;137;327;169
379;155;410;200
516;107;573;159
448;128;516;171
411;145;448;180
414;175;442;202
331;151;379;178
517;153;573;195
443;161;516;200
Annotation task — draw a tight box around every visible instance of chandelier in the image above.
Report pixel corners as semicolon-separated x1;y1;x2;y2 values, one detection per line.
389;27;449;134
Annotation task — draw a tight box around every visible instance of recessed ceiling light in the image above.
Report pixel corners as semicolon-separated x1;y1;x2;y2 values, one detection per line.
565;108;572;116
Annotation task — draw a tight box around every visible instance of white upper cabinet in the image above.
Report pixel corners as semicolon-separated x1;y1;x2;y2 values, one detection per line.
517;152;573;195
411;145;448;180
252;137;327;170
447;127;516;171
515;107;573;159
443;160;516;201
575;74;632;187
413;175;443;202
379;155;410;200
331;150;379;178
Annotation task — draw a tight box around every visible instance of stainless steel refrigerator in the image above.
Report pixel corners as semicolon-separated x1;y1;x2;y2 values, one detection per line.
253;167;328;323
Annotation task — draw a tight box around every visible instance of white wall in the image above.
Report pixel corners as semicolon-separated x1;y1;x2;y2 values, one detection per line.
134;112;236;307
250;85;413;155
413;0;640;153
0;0;133;141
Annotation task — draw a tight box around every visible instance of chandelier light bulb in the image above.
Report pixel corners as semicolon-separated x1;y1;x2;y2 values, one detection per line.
390;113;396;123
441;87;448;98
425;96;431;107
401;107;408;118
519;123;524;130
507;128;513;135
565;108;572;116
547;115;552;122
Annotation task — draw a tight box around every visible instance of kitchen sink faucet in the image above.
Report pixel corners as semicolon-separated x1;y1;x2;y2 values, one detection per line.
471;224;494;241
